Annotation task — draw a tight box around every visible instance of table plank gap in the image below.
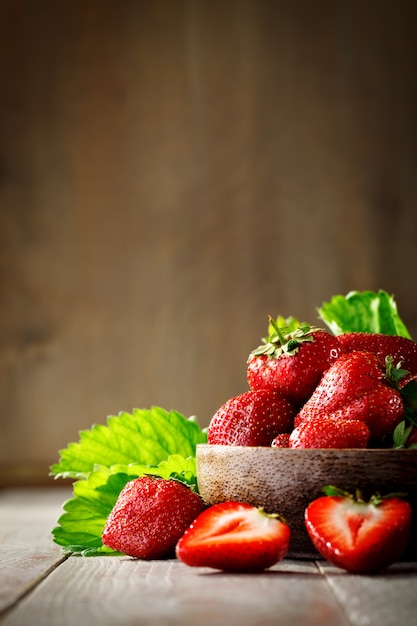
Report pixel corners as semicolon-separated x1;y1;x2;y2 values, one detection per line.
317;561;417;626
0;551;68;617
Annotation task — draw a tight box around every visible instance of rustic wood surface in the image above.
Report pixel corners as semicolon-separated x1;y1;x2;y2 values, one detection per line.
1;488;417;626
1;0;417;483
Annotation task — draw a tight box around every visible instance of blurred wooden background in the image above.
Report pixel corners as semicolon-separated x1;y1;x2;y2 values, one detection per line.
1;0;417;484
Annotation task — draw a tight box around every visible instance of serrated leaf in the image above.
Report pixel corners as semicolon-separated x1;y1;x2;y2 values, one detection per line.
52;469;130;552
317;290;412;338
50;407;207;479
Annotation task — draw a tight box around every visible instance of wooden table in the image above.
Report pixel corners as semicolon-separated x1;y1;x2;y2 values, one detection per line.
1;487;417;626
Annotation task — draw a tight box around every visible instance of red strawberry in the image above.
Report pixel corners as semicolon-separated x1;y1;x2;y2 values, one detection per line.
207;389;296;446
247;320;342;405
271;433;291;448
289;416;370;449
304;486;412;573
176;501;290;572
295;351;405;442
102;476;205;559
336;332;417;375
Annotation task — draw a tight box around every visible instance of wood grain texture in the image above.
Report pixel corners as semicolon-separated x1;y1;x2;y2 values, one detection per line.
1;1;417;478
0;489;69;613
1;557;350;626
318;561;417;626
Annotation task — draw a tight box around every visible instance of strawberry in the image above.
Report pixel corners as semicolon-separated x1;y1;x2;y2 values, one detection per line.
102;475;205;559
294;351;405;443
207;389;296;446
271;433;291;448
247;320;342;406
289;416;370;449
175;501;290;572
304;486;412;573
336;332;417;375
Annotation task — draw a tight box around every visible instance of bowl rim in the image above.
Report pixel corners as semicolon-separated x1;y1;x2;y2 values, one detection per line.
197;443;417;455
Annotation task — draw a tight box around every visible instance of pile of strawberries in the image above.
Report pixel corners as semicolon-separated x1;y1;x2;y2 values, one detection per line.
207;321;417;449
101;317;417;574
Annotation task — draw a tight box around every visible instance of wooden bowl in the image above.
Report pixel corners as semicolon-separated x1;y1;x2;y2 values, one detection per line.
196;444;417;559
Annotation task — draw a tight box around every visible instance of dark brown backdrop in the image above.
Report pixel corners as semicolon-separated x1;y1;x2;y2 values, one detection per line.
1;0;417;484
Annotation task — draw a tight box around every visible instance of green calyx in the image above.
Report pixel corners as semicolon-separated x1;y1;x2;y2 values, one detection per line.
385;356;417;436
257;507;287;525
250;317;320;359
392;420;417;449
385;355;410;388
321;485;408;506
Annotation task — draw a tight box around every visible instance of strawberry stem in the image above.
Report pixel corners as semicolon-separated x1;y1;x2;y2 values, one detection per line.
257;507;288;525
268;316;288;347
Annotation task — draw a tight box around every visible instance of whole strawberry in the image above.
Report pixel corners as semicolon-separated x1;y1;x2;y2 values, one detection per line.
295;350;405;443
271;433;291;448
207;389;296;446
176;501;290;572
289;416;370;449
102;476;205;559
305;486;412;573
336;332;417;375
247;319;342;406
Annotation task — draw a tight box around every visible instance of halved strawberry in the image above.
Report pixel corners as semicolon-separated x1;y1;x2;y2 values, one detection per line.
305;486;412;573
102;475;206;559
247;320;342;406
207;389;296;446
176;501;290;572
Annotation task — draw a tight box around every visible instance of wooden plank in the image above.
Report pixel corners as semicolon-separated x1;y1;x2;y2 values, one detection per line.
0;557;350;626
0;546;66;615
0;488;71;547
0;488;70;614
318;561;417;626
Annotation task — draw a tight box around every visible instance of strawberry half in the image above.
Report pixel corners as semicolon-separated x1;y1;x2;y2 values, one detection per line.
102;475;206;559
247;320;342;406
176;501;290;572
305;486;412;573
207;389;296;446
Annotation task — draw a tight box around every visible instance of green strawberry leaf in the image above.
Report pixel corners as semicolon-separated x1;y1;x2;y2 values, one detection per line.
50;407;207;480
52;454;199;555
52;469;130;554
317;290;412;338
